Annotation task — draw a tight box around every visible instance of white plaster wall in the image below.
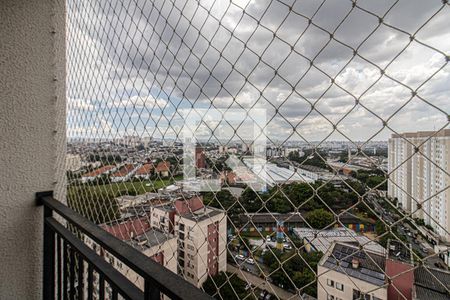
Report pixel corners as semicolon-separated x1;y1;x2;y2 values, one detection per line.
0;0;66;298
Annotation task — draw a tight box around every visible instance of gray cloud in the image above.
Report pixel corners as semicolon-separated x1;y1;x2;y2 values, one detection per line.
67;0;450;141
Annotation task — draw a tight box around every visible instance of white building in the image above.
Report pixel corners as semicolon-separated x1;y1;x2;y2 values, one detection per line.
388;130;450;241
317;243;387;300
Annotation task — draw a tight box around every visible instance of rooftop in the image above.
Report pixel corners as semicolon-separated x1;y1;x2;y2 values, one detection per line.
156;161;170;172
82;165;115;177
293;227;385;254
181;206;224;222
240;211;366;225
414;266;450;300
127;228;175;251
320;243;386;286
135;163;154;175
111;164;135;177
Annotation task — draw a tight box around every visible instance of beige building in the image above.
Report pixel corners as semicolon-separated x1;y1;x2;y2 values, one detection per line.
388;130;450;241
150;195;227;287
84;226;177;299
317;243;387;300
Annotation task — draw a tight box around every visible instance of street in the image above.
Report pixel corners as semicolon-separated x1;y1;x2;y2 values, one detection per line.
366;191;447;270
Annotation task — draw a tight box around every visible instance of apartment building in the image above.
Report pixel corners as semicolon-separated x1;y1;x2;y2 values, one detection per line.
150;194;227;287
317;243;388;300
84;219;177;299
388;130;450;241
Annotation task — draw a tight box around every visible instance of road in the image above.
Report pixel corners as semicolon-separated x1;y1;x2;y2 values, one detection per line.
227;264;301;300
367;191;447;270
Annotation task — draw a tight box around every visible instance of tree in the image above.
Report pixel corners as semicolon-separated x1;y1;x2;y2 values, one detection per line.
202;190;240;218
265;250;322;296
202;272;251;300
262;248;282;266
67;187;120;224
305;209;334;229
240;188;265;213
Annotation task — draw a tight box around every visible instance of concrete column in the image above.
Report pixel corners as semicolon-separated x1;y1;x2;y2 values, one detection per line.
0;0;66;299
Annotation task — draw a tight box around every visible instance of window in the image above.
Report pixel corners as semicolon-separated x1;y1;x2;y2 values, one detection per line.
353;289;361;300
336;282;344;291
327;295;334;300
327;279;335;287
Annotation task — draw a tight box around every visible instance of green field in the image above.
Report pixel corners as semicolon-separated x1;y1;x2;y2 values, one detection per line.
67;175;183;224
68;175;183;197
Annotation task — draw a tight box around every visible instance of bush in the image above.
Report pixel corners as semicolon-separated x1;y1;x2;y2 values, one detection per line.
202;272;252;300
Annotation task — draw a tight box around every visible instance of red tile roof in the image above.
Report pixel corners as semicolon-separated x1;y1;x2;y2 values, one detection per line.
156;161;170;172
82;165;115;177
135;163;154;175
111;164;135;177
101;217;151;241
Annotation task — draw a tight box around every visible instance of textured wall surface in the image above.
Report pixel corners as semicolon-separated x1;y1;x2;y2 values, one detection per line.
0;0;65;299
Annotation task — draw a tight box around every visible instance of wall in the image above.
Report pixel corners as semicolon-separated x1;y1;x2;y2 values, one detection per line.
385;259;414;300
0;0;66;299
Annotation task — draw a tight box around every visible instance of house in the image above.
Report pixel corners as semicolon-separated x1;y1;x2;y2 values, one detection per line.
110;164;138;182
134;163;154;180
156;161;170;178
81;165;117;183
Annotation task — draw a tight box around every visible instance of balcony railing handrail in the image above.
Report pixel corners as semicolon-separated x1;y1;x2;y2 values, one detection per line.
37;191;213;300
45;217;145;300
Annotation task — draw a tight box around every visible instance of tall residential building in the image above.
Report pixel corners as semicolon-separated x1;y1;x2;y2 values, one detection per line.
150;194;227;287
388;130;450;241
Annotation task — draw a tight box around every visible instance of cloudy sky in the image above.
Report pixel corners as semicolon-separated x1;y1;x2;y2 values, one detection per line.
67;0;449;143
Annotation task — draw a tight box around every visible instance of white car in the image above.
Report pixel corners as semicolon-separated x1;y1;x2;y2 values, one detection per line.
235;254;245;261
283;244;292;250
245;258;255;265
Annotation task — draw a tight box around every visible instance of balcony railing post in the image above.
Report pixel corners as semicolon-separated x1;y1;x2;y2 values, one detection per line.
144;279;160;300
39;191;55;300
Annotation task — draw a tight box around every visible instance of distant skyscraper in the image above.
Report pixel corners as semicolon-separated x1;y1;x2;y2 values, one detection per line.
388;129;450;241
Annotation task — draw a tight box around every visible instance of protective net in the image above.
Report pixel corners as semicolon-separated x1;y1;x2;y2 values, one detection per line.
66;0;450;299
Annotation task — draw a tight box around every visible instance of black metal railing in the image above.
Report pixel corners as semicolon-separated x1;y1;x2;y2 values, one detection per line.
36;191;213;300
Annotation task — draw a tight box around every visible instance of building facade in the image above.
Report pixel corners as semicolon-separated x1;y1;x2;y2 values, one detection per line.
84;222;177;300
388;130;450;241
317;243;388;300
150;195;227;287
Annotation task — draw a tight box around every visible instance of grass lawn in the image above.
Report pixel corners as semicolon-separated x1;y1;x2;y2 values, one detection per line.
68;175;183;198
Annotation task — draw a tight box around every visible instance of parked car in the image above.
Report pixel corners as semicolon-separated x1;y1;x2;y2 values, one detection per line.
235;254;245;261
246;258;255;265
283;243;292;250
